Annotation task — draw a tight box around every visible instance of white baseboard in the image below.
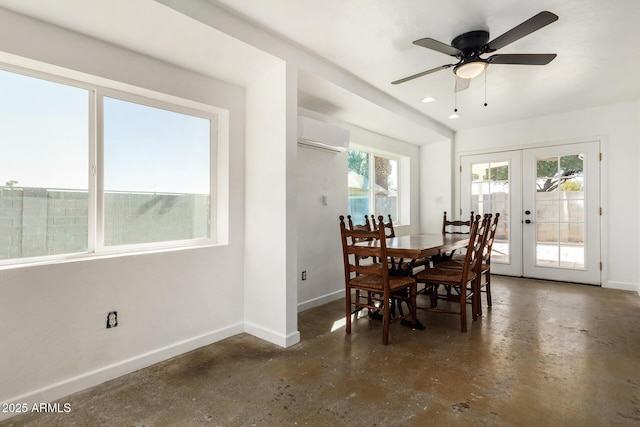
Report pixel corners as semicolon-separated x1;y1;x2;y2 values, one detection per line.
0;323;244;422
604;280;640;294
243;322;300;348
297;289;344;313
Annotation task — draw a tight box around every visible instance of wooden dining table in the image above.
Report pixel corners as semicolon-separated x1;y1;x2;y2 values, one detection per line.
356;232;469;260
354;232;470;330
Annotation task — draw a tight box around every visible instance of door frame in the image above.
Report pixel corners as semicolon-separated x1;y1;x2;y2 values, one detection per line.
455;138;608;285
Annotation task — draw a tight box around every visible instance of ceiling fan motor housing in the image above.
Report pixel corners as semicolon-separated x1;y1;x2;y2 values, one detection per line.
451;30;490;56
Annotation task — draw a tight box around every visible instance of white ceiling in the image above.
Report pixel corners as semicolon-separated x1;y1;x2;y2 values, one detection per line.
214;0;640;133
1;0;639;145
0;0;279;88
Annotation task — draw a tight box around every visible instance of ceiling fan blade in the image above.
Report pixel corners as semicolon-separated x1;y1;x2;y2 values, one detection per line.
488;53;557;65
413;38;461;57
487;11;558;51
391;64;454;85
454;77;471;92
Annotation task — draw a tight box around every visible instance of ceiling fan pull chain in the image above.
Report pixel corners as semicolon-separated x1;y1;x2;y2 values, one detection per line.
484;69;488;107
454;88;458;113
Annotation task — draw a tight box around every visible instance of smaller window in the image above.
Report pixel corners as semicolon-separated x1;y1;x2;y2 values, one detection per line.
348;149;399;223
102;95;214;248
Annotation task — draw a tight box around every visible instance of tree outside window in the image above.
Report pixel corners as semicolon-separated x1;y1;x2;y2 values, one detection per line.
348;149;398;224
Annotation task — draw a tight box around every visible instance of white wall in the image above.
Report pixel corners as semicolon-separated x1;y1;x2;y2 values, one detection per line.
454;101;640;292
244;62;300;347
0;8;248;417
420;139;453;233
295;110;422;311
296;145;348;312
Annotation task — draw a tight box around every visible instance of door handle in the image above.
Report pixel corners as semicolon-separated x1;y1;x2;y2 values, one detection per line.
525;210;531;215
525;219;532;224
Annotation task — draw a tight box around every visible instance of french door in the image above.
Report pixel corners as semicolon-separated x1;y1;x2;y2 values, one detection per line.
461;141;601;284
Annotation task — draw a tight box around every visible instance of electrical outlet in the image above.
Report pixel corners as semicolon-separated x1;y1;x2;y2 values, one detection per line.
301;271;307;280
106;311;118;328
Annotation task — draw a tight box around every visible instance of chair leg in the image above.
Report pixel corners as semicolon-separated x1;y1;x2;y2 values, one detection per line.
410;285;417;327
382;291;391;345
430;284;438;308
460;284;468;333
345;288;352;334
474;276;482;320
486;271;492;308
390;297;399;318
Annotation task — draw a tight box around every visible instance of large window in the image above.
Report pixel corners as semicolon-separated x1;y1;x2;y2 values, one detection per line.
0;67;217;264
0;70;90;260
348;149;399;223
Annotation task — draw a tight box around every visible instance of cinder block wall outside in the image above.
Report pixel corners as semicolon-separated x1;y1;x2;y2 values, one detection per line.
0;187;209;260
472;191;584;243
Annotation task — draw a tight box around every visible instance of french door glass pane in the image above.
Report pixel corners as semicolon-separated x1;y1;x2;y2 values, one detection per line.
0;70;89;259
534;154;585;269
103;97;211;246
470;160;510;264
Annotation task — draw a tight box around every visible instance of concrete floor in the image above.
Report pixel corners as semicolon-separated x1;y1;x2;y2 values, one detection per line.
3;276;640;426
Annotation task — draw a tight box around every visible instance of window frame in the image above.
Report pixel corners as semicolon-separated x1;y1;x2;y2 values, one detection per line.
95;88;218;254
0;63;221;267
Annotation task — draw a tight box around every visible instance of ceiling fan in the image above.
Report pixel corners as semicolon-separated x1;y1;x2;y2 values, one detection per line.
392;11;559;91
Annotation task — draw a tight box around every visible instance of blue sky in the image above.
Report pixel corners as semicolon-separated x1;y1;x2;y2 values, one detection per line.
1;69;210;194
0;69;88;190
104;96;210;194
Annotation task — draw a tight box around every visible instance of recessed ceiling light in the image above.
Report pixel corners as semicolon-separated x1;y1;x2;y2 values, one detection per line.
448;113;461;119
421;96;437;103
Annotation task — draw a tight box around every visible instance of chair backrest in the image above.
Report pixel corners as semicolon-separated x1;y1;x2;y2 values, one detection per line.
371;214;395;238
442;211;475;235
347;214;372;232
346;215;375;262
482;213;500;265
346;215;375;246
339;215;389;280
458;214;489;278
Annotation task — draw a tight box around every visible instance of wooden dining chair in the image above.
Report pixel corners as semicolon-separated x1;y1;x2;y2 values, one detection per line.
436;213;500;316
433;214;491;318
339;215;417;345
442;211;475;235
346;214;376;307
414;215;487;332
371;213;395;237
477;213;500;315
347;214;373;232
371;214;418;277
431;211;475;266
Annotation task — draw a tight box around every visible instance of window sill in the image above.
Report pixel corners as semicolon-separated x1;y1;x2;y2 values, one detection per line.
0;241;225;271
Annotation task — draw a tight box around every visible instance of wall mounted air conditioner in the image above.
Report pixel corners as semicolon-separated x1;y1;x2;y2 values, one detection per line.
297;116;350;153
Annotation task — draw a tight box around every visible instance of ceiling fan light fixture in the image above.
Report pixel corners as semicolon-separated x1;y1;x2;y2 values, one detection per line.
454;61;486;79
